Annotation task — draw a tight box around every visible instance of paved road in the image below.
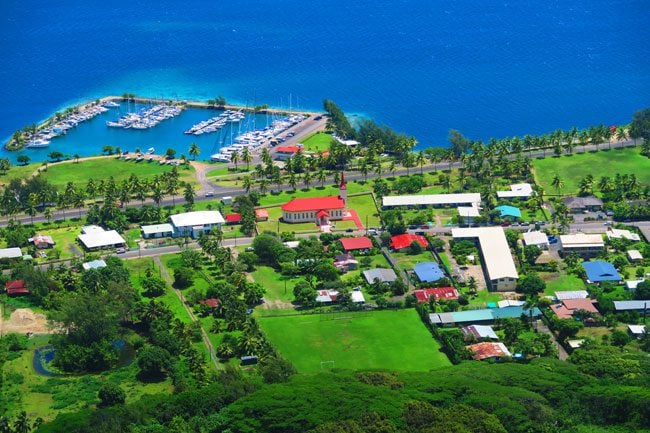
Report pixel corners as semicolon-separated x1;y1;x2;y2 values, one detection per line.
0;138;642;228
537;321;569;361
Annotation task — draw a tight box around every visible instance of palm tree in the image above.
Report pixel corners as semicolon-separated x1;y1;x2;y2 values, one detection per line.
303;171;312;188
183;182;196;209
241;147;252;171
242;175;253;193
73;153;80;164
416;150;426;175
551;174;564;195
189;142;200;160
26;193;38;224
258;179;269;195
317;169;327;187
231;150;240;170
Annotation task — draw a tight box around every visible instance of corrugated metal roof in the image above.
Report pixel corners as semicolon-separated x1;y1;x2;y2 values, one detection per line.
383;193;481;208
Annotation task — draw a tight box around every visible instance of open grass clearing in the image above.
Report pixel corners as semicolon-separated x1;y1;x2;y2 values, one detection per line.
258;309;451;373
539;272;586;296
532;147;650;196
251;265;300;304
299;132;333;152
1;335;171;422
392;250;435;271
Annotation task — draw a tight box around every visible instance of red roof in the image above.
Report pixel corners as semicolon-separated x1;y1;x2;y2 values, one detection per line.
199;298;221;308
6;280;26;290
316;210;330;218
276;145;300;154
225;213;242;223
281;196;345;212
6;280;28;296
467;342;511;360
551;298;599;319
413;287;459;303
255;209;269;219
390;234;428;250
340;236;373;251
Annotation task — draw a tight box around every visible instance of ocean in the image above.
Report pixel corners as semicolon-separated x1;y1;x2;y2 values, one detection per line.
0;0;648;162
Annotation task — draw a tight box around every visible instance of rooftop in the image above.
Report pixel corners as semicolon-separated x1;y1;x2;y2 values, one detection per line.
627;250;643;261
413;287;459;302
562;196;603;208
496;183;533;198
382;193;481;208
255;208;269;219
626;279;645;290
522;231;548;246
281;196;345;212
555;290;589;300
78;228;126;249
275;145;301;153
316;289;339;303
390;233;428;250
82;259;107;270
461;325;499;340
497;300;526;308
170;211;225;228
413;262;446;282
0;247;23;259
582;261;621;282
28;234;54;245
614;300;650;311
606;228;641;241
351;288;365;303
551;299;598;319
451;227;519;281
467;342;512;360
559;233;604;248
225;213;242;223
141;223;174;235
628;325;646;335
458;206;480;218
340;236;373;251
363;268;397;284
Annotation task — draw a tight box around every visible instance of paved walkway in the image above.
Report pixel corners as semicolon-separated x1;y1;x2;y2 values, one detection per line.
536;321;569;361
343;209;364;230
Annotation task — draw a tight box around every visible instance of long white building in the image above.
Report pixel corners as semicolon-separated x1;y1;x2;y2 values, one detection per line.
382;193;481;208
452;227;519;291
170;211;225;238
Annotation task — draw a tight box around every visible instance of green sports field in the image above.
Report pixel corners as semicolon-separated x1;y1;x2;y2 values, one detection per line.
259;309;451;373
532;147;650;195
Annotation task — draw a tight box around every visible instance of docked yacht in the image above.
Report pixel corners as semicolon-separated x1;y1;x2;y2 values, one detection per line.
25;138;51;148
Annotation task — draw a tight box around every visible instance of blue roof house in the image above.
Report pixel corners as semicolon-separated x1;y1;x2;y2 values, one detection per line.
582;261;621;283
496;205;522;219
413;262;446;282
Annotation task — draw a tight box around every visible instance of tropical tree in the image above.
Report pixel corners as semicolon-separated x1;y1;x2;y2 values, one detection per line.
183;182;195;210
231;150;240;170
242;175;253;193
17;155;30;166
241;147;252;171
551;174;564;195
188;142;200;160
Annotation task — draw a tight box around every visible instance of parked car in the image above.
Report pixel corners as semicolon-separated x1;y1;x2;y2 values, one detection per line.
367;229;378;235
415;231;425;236
345;228;354;232
606;210;614;216
204;191;214;197
408;225;417;230
314;115;323;120
116;248;126;254
521;222;530;226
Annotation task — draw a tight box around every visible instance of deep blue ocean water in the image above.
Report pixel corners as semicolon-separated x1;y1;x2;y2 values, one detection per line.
1;0;648;162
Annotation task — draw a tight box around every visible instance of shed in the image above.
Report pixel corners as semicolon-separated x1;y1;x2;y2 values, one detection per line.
340;236;373;252
351;287;366;303
625;279;645;292
225;213;242;224
466;342;512;361
240;355;258;366
0;247;23;260
628;325;646;338
5;280;29;296
627;250;643;262
413;287;459;302
614;300;649;311
255;209;269;221
363;268;397;284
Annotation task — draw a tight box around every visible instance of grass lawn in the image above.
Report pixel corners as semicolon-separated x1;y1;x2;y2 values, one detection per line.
347;193;381;227
532;147;650;196
539;272;586;296
44;226;83;259
299;132;333;152
1;335;171;422
258;309;451;373
257;182;372;207
461;288;504;309
5;157;198;189
392;250;435;271
251;265;300;304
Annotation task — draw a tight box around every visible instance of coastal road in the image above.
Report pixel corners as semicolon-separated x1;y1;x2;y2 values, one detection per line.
0;138;642;228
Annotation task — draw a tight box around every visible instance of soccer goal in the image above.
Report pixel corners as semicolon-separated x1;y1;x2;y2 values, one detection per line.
320;360;335;370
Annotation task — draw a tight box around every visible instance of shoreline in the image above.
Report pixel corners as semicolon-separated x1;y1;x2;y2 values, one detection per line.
4;95;321;152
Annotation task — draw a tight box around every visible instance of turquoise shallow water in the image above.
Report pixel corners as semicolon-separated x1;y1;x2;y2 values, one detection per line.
1;0;648;161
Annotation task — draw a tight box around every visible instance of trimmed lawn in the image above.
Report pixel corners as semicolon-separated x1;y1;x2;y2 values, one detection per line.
7;157;198;189
258;182;372;207
300;132;333;152
44;226;83;259
461;288;504;309
259;309;451;373
539;272;586;296
347;193;381;227
532;147;650;196
392;250;435;271
251;265;300;304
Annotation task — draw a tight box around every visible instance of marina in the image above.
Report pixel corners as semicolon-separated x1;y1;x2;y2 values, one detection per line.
4;98;314;164
106;103;183;129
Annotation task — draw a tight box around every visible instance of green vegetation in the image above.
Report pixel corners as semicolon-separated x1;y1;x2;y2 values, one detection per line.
300;132;333;152
259;310;451;373
532;147;650;195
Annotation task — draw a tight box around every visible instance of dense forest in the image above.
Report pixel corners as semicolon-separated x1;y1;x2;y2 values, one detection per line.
32;356;650;433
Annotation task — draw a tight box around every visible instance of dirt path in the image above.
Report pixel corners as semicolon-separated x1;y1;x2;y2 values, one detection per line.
0;307;50;335
153;256;222;370
190;161;220;194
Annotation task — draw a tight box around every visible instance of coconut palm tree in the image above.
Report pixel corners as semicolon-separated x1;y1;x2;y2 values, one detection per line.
317;169;327;187
242;175;253;193
241;147;252;171
189;142;200;160
230;150;239;171
551;174;564;195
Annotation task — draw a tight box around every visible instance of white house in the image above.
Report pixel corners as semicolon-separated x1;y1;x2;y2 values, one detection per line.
606;228;641;242
141;223;174;239
383;193;481;209
0;247;23;260
457;206;480;225
170;211;225;238
452;227;519;291
627;250;643;262
78;226;126;250
497;183;533;199
522;231;549;250
559;233;604;258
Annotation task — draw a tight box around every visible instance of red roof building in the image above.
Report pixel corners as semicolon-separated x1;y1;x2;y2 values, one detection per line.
5;280;29;296
466;342;512;361
199;298;221;309
275;146;301;160
390;234;428;250
413;287;459;303
340;236;373;251
281;196;346;225
225;213;242;224
255;209;269;221
551;298;599;319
